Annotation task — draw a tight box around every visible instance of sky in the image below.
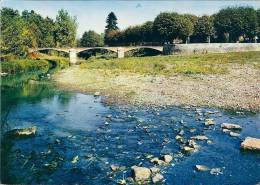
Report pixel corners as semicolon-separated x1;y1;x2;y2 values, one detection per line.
2;1;260;38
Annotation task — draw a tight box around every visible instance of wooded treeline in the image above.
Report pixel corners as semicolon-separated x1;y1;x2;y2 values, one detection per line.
1;6;260;57
1;8;77;57
103;7;260;46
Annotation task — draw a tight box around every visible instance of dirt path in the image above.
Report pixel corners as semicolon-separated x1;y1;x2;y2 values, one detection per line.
53;64;260;111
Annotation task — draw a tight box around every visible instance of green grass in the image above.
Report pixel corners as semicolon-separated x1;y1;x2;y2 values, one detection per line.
80;51;260;75
1;57;70;74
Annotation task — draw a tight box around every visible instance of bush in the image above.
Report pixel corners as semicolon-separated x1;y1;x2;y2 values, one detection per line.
1;59;50;74
1;57;70;74
46;58;70;69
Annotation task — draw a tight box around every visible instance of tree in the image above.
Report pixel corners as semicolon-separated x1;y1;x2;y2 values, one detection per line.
55;9;77;47
104;12;119;45
153;12;179;43
105;12;119;34
80;30;104;47
194;15;214;42
140;21;154;42
214;7;258;42
176;15;194;43
0;8;27;56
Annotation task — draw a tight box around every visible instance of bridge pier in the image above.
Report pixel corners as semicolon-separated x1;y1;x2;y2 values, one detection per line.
69;49;77;64
117;47;124;58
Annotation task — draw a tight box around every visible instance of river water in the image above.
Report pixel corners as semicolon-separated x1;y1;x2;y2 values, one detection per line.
1;73;260;185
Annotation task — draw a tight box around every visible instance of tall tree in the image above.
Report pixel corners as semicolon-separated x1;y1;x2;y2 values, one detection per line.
80;30;104;47
153;12;179;43
105;12;119;34
104;12;119;45
194;15;214;42
55;9;77;47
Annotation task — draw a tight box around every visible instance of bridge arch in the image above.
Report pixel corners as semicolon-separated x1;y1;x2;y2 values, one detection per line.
77;47;118;59
124;47;163;57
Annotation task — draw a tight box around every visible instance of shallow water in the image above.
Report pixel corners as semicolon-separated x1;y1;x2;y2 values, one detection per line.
1;74;260;185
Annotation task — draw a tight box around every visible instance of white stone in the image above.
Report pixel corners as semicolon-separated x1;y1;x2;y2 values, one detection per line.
152;173;164;183
131;166;151;182
221;123;242;130
241;137;260;150
191;135;208;140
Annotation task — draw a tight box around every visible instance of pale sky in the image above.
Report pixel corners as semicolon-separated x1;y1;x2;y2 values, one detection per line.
2;1;260;38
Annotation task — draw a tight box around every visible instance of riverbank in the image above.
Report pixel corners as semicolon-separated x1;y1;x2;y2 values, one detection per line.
54;51;260;111
1;56;69;75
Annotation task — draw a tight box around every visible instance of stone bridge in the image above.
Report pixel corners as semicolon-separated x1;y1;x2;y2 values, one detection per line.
29;46;164;64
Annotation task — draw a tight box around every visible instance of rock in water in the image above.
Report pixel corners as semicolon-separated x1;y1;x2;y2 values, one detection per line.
191;135;208;140
152;173;164;183
210;168;223;175
150;157;166;165
183;146;195;153
221;123;242;130
241;137;260;151
229;132;240;137
71;155;79;163
94;92;100;97
162;154;173;163
150;167;160;173
204;119;215;126
195;165;210;171
131;166;151;182
8;126;37;137
110;165;120;171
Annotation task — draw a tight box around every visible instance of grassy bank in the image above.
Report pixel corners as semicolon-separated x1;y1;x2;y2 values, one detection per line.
80;51;260;75
1;57;69;74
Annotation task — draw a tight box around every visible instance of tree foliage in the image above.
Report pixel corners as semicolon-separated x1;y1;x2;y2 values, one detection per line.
193;15;214;42
0;7;77;57
80;30;104;47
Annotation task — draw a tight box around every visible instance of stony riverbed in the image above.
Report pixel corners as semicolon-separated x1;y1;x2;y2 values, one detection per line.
1;76;260;185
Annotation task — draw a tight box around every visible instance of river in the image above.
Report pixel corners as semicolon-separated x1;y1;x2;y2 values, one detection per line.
1;73;260;184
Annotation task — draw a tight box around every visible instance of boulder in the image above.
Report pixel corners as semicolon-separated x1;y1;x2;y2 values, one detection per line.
150;157;166;165
204;119;215;126
8;126;37;137
110;165;120;171
131;166;151;182
191;135;208;140
183;146;195;153
195;165;210;171
150;167;160;173
221;123;242;130
162;154;173;163
152;173;164;183
241;137;260;151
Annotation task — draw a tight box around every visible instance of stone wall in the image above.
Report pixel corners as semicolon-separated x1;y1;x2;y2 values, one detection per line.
167;43;260;54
